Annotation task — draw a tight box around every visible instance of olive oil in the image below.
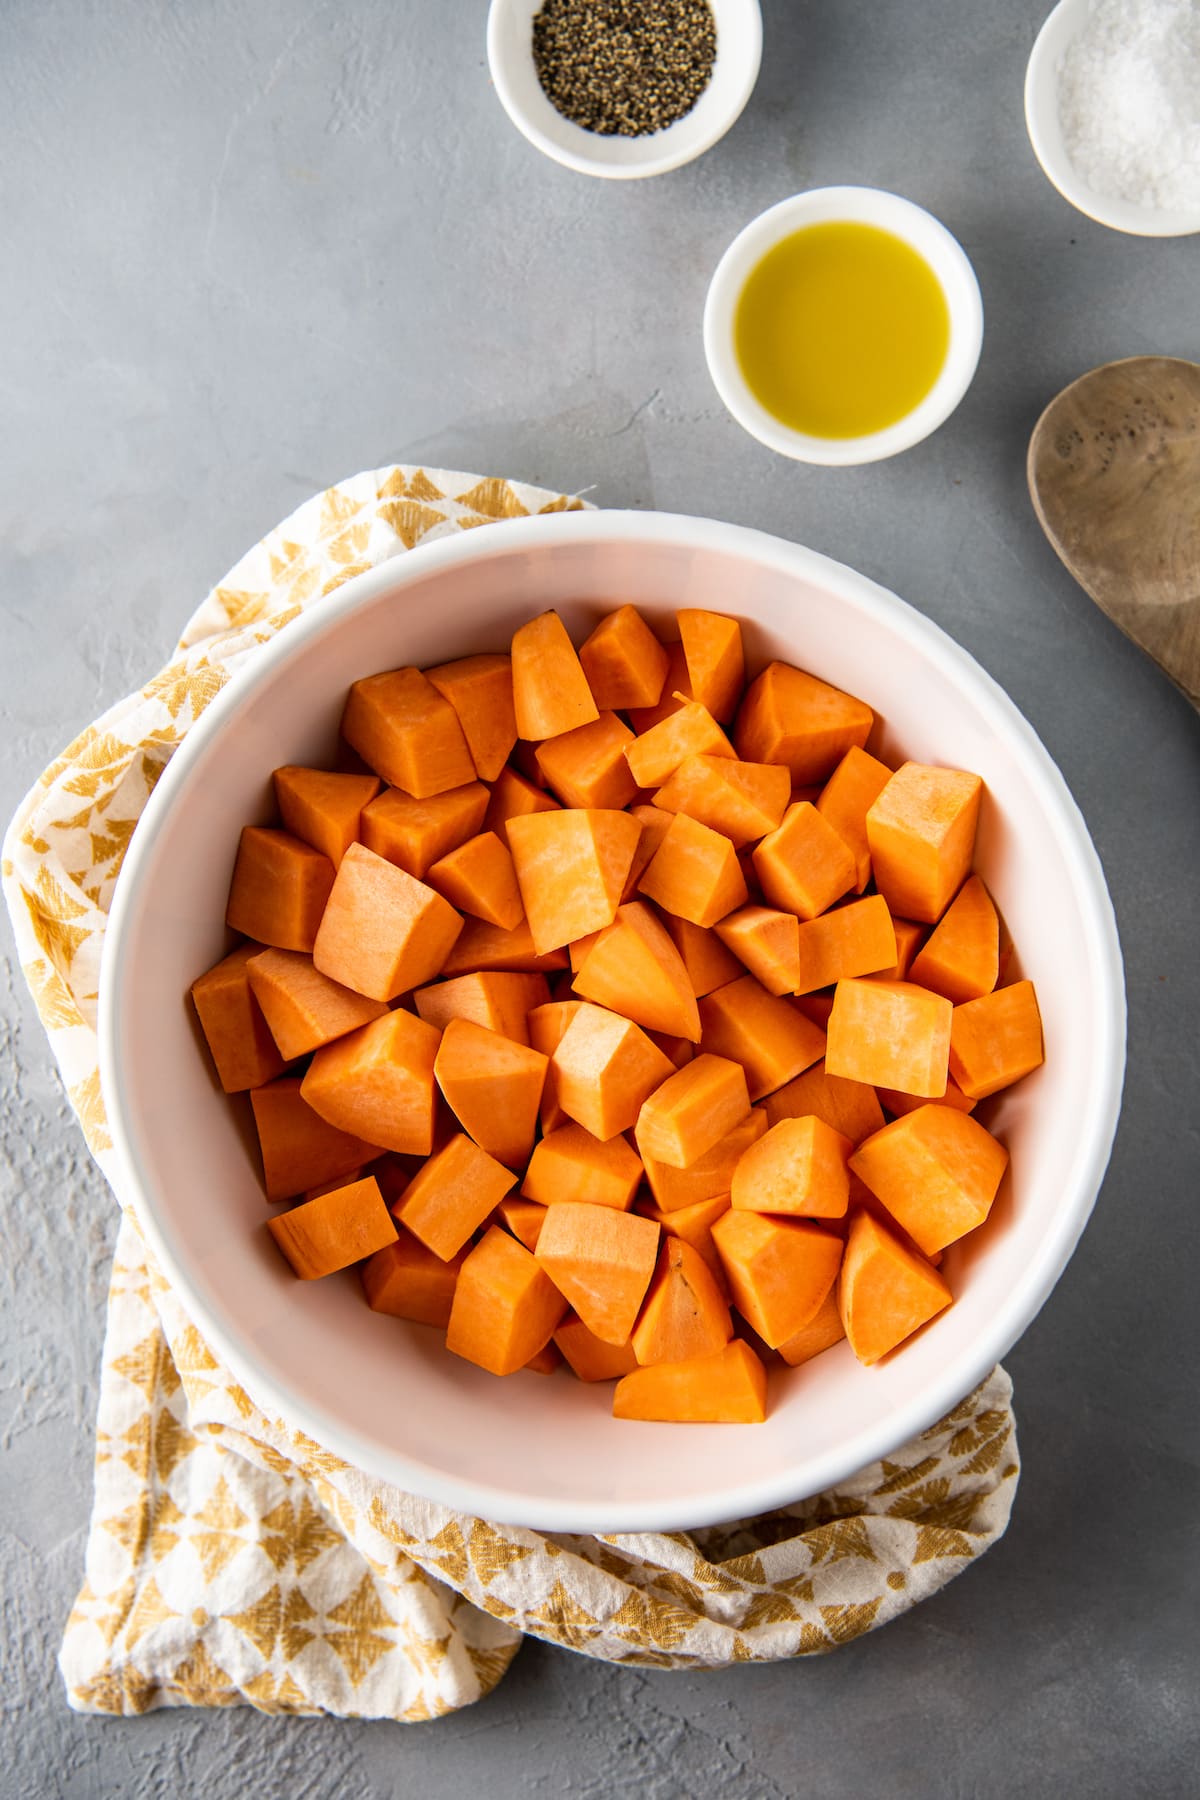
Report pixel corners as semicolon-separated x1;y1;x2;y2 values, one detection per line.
734;221;951;440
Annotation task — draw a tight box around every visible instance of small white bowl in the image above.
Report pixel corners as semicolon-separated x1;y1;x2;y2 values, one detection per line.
486;0;762;180
1025;0;1200;238
703;187;984;467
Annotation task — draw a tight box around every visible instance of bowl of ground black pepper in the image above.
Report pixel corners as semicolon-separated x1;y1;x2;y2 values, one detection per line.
487;0;762;179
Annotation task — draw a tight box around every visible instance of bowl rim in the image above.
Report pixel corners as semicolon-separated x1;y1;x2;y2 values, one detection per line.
485;0;763;181
99;507;1126;1532
1024;0;1200;239
702;187;985;465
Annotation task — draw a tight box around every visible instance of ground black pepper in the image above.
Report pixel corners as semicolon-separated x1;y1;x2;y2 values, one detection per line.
532;0;717;138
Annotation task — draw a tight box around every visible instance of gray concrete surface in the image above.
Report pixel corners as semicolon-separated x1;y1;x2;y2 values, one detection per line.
2;1;1197;1795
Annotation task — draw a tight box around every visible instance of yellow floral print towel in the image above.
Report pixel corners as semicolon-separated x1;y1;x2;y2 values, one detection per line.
1;467;1020;1721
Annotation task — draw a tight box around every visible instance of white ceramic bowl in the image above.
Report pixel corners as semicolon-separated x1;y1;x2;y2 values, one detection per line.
1025;0;1200;238
100;510;1125;1533
486;0;762;180
703;187;984;466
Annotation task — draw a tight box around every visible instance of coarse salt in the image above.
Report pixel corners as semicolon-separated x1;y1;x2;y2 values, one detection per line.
1056;0;1200;212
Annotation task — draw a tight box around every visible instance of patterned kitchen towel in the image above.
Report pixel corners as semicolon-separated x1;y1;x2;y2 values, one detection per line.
2;467;1020;1721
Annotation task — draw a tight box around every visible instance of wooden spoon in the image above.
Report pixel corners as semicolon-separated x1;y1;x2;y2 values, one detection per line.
1027;356;1200;708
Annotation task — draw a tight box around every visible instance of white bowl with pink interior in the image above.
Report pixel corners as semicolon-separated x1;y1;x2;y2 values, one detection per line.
99;509;1125;1532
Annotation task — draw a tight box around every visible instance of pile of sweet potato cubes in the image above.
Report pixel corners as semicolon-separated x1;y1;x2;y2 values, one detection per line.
190;605;1044;1423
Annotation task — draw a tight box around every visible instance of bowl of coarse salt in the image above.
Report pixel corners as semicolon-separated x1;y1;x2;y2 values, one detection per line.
1025;0;1200;236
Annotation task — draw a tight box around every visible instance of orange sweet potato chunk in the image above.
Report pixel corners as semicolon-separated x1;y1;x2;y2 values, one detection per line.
313;842;463;1001
877;1075;975;1118
273;766;381;868
752;802;857;922
667;915;745;998
439;917;568;977
191;945;287;1093
551;1002;674;1140
638;811;748;929
776;1287;846;1367
625;697;735;790
535;1202;660;1344
361;781;489;878
246;948;388;1060
815;746;892;891
395;1131;517;1261
621;804;673;902
631;1238;733;1366
838;1209;952;1364
574;901;701;1042
715;905;801;997
251;1077;380;1199
909;874;999;1003
761;1058;885;1143
699;975;826;1101
949;979;1045;1100
613;1338;767;1422
369;1152;425;1209
554;1313;640;1381
425;653;517;783
527;999;583;1057
302;1009;441;1155
301;1165;364;1201
361;1229;466;1326
578;604;670;711
647;1035;695;1074
510;610;599;740
638;1191;732;1296
641;1107;767;1213
446;1226;567;1376
867;915;924;983
494;1197;547;1253
866;763;983;924
825;978;951;1099
434;1017;547;1170
850;1104;1008;1255
792;894;898;995
676;609;744;724
734;662;873;785
536;712;638;811
413;970;549;1045
267;1176;397;1280
711;1210;843;1347
627;641;692;734
654;755;790;848
527;997;582;1131
482;767;561;848
523;1341;562;1376
731;1115;852;1219
426;831;524;931
507;808;640;954
226;827;335;953
522;1123;643;1212
635;1053;750;1170
511;738;551;786
342;666;476;798
568;929;601;973
649;1038;697;1078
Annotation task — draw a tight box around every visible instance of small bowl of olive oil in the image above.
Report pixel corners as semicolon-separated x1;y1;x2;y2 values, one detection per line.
703;187;983;465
